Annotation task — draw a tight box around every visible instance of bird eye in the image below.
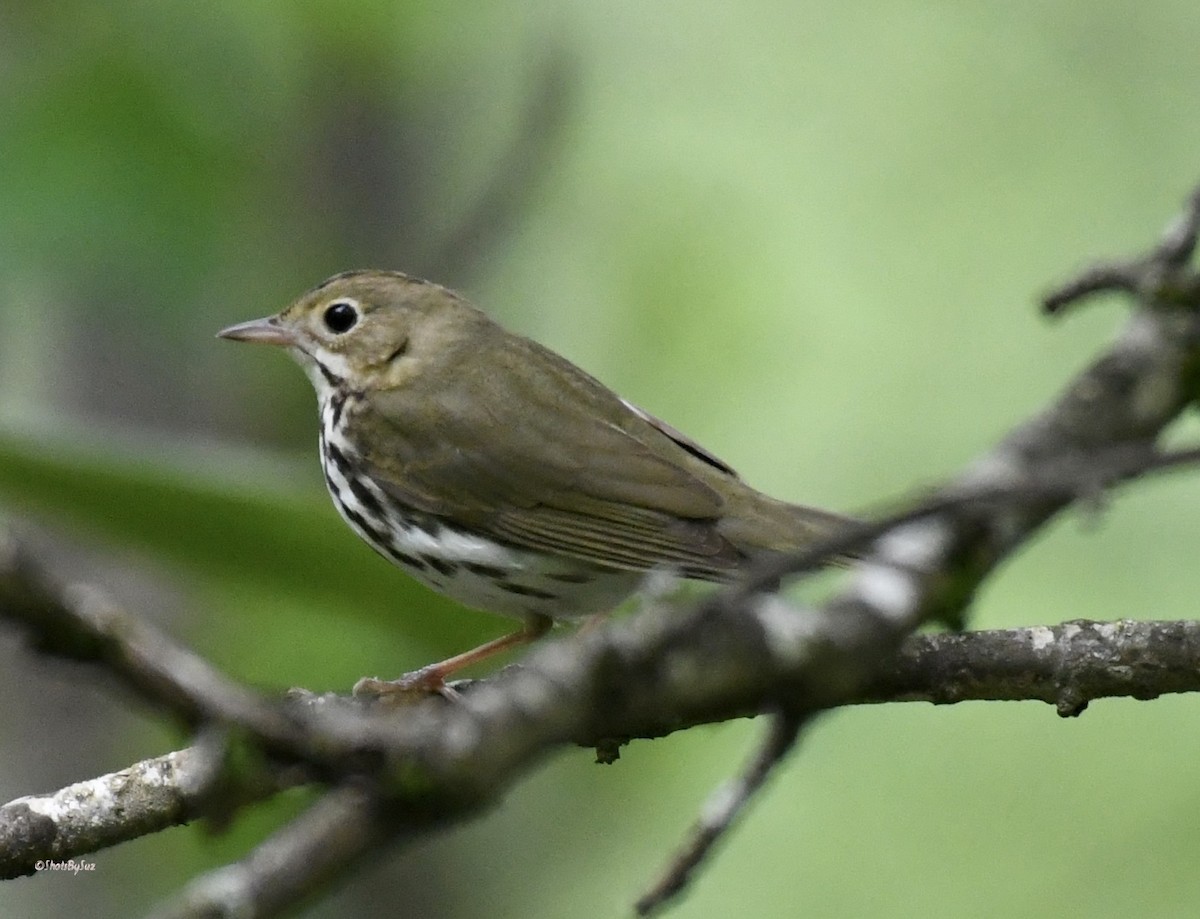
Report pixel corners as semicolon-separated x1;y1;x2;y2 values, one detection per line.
322;300;359;334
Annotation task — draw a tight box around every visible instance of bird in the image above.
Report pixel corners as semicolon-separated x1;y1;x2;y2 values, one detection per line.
218;270;850;696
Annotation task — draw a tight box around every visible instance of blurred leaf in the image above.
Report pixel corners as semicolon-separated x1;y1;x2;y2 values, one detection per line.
0;427;482;650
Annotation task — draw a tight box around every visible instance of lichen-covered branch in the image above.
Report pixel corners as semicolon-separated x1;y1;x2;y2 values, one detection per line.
0;750;202;879
3;612;1197;889
861;618;1200;715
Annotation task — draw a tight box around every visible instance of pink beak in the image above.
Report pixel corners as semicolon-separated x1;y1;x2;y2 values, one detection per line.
216;317;296;347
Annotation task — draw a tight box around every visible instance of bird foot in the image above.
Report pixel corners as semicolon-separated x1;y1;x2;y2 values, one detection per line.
353;668;464;703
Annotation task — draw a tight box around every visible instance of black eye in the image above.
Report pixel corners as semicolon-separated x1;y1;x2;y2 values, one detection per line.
322;300;358;334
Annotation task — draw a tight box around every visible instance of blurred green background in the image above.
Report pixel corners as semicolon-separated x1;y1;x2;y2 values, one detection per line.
3;2;1200;917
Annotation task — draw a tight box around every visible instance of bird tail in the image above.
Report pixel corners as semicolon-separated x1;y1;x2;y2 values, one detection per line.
719;490;858;565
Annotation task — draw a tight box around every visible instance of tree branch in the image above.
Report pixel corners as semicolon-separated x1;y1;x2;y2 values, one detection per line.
0;749;204;879
3;186;1200;916
860;618;1200;715
636;712;803;916
146;786;396;919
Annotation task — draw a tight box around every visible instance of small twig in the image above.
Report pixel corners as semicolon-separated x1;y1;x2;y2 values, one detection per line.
636;713;803;915
1042;183;1200;314
1153;184;1200;267
1041;263;1142;315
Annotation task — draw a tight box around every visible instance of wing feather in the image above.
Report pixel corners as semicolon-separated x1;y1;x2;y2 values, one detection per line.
355;324;747;574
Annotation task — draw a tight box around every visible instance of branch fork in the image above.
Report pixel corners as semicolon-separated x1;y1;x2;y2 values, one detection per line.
5;186;1200;917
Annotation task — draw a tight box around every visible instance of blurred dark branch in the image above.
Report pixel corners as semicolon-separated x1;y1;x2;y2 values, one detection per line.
423;43;577;282
303;39;574;284
146;786;395;919
3;186;1200;916
0;530;312;752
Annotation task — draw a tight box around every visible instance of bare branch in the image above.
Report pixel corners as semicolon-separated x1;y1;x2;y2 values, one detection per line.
0;530;306;748
860;619;1200;716
146;786;396;919
5;615;1198;884
0;749;203;879
0;733;306;881
3;186;1200;916
636;713;802;916
1042;185;1200;314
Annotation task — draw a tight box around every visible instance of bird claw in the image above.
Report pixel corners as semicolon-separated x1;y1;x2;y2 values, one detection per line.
352;669;464;704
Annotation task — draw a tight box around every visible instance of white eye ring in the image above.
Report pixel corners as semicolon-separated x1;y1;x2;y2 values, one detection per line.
322;299;360;334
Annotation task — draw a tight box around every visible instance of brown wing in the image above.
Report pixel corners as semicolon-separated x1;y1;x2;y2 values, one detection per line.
357;325;746;576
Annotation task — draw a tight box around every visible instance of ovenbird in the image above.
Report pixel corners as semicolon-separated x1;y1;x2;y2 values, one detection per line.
219;270;850;695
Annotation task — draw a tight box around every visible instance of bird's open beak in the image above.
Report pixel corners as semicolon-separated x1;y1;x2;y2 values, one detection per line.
216;317;296;347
